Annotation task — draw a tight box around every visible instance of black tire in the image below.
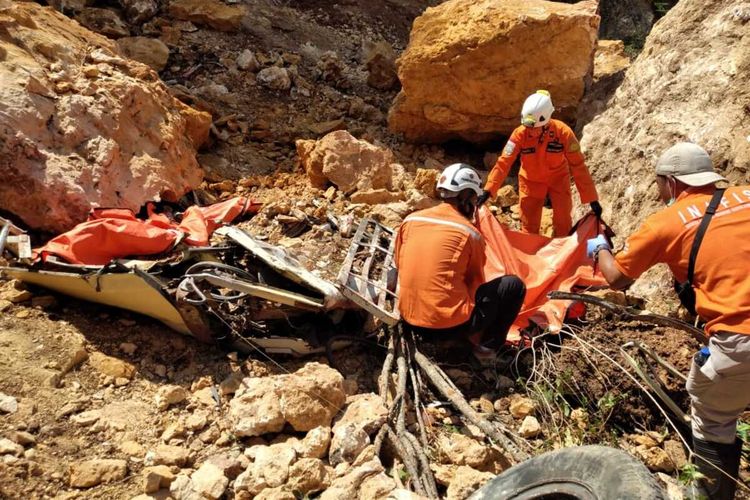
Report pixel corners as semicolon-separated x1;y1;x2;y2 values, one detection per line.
469;445;665;500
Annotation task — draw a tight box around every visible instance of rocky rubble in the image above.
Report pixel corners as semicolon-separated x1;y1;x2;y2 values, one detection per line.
0;2;211;233
389;0;600;143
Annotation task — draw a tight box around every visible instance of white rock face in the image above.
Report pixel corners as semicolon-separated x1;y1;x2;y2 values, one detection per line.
580;0;750;304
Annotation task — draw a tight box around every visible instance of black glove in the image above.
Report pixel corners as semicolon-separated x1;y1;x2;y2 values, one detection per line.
590;200;603;218
476;190;491;207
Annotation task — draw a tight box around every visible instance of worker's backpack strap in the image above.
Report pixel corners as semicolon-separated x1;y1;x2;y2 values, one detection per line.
675;187;726;315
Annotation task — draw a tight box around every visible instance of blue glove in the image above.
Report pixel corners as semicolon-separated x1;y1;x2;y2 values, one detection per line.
586;234;611;258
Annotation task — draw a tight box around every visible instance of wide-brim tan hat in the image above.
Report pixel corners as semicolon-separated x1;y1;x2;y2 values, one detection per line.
655;142;727;187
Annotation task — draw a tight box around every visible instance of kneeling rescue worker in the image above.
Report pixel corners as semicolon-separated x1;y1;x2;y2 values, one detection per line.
588;143;750;500
394;163;526;363
479;90;602;237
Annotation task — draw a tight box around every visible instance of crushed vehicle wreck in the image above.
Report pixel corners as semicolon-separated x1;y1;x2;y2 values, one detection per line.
0;199;387;357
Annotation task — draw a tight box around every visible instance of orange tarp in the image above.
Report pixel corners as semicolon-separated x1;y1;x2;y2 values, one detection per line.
476;207;607;339
36;197;260;265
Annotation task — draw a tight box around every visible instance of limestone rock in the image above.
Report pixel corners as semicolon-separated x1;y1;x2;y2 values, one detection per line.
295;426;331;459
69;459;128;488
350;189;404;205
155;385;188;410
120;440;145;456
153;444;190;467
185;411;208;432
237;49;259;72
664;440;688;470
0;393;18;414
286;458;330;496
143;465;175;493
296;131;395;194
277;362;346;432
333;393;388;435
388;0;599;143
360;471;397;499
581;0;750;305
205;453;246;479
120;0;158;24
0;438;24;456
413;168;439;198
119;342;137;355
509;396;536;419
255;488;296;500
445;465;493;500
437;433;508;473
229;378;285;437
170;474;202;500
319;459;384;500
89;352;136;379
71;410;101;426
74;8;130;38
257;67;292;91
0;3;209;233
518;416;542;438
117;37;170;72
593;40;631;81
0;289;32;303
254;443;297;488
168;0;248;32
234;465;268;496
161;421;186;442
363;40;398;90
8;431;35;447
191;462;228;500
495;185;519;208
634;445;674;473
329;423;370;466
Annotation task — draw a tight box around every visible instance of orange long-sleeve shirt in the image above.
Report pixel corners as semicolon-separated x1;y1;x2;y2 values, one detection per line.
394;203;486;329
615;186;750;336
485;119;598;203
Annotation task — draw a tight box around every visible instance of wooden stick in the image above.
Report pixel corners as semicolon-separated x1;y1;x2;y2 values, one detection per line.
414;350;531;463
548;291;707;344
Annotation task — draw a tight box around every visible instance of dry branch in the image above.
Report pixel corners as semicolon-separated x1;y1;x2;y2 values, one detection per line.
548;291;707;343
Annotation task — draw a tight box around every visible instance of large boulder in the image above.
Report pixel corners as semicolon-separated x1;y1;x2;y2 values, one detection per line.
388;0;599;143
0;3;211;232
296;131;397;195
580;0;750;302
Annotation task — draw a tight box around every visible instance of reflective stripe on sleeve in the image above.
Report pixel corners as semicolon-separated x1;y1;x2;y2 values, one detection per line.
403;215;481;240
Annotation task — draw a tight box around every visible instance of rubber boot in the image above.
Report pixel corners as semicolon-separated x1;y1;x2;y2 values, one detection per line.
690;436;742;500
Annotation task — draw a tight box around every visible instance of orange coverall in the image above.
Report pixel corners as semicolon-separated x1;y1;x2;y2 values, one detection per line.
485;119;598;236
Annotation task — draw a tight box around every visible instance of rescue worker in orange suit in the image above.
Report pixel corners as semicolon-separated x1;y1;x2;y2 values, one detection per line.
589;143;750;500
394;163;526;363
478;90;602;237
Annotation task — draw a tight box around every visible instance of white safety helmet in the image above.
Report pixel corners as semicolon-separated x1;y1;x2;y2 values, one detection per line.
521;90;554;128
436;163;483;198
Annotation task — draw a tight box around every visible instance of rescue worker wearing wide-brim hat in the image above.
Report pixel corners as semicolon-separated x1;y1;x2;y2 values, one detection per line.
394;163;526;364
479;90;602;237
589;142;750;500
